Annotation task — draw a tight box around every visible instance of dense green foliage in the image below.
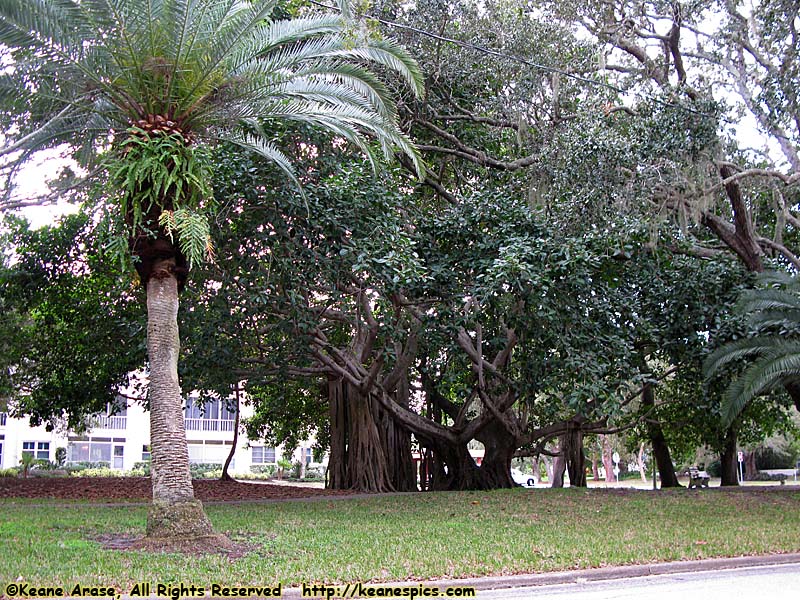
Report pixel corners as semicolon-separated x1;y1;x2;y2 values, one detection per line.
706;272;800;426
2;0;799;489
0;214;145;429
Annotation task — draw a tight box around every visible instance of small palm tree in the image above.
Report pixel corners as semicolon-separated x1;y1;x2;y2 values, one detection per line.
19;452;36;479
704;271;800;427
0;0;423;543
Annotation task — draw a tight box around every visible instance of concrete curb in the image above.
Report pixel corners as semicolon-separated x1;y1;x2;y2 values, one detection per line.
280;553;800;597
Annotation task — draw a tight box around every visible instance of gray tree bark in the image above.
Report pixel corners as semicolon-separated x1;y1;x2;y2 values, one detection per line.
145;257;215;539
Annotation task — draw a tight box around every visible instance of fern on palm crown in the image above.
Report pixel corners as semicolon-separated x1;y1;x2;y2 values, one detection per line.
0;0;425;265
704;271;800;427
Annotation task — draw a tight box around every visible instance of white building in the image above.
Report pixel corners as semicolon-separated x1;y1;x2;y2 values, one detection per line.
0;398;315;474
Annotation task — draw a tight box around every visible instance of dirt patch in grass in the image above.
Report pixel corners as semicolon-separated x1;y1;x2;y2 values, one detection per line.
0;477;352;502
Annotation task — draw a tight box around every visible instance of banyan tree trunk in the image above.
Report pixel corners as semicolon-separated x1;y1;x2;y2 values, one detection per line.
326;377;348;490
326;379;395;493
564;423;586;487
379;378;416;492
346;389;392;492
744;450;758;481
426;443;484;491
419;443;451;491
601;435;616;483
475;421;517;489
551;437;567;488
720;429;740;486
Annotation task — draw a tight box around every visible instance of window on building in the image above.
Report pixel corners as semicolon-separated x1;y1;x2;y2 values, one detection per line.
0;412;7;426
90;441;112;463
220;402;236;421
113;445;124;470
69;441;89;463
187;442;204;464
22;441;50;460
204;399;219;420
68;438;111;464
142;445;151;461
106;398;127;416
252;446;276;464
185;398;236;420
184;397;203;420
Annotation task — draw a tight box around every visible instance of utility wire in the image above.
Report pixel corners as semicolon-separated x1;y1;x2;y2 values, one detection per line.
308;0;722;121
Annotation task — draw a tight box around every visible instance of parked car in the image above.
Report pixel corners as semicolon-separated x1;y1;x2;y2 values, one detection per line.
511;468;535;487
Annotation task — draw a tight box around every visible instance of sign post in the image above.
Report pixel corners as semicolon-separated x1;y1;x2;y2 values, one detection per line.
738;451;744;483
652;446;657;490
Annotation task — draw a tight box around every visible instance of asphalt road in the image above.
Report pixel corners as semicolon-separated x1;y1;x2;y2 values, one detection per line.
477;563;800;599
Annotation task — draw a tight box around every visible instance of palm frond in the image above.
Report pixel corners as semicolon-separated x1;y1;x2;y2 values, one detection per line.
737;288;800;316
180;0;280;105
2;0;426;259
322;39;425;99
158;207;212;268
705;336;800;376
220;131;304;196
746;308;800;331
0;0;86;51
711;271;800;425
721;349;800;426
755;270;800;289
257;15;344;52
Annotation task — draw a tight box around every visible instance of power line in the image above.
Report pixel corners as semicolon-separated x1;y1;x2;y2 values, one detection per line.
308;0;721;121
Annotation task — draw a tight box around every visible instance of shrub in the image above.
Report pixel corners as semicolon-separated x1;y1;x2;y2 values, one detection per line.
189;463;223;479
236;472;274;480
273;458;292;479
285;465;325;482
66;461;111;473
0;468;19;478
130;461;151;477
291;461;303;479
70;467;124;477
34;459;59;470
306;465;326;479
250;464;276;476
19;453;36;478
753;472;789;482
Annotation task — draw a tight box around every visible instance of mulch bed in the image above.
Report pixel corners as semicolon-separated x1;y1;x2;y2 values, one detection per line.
0;477;354;502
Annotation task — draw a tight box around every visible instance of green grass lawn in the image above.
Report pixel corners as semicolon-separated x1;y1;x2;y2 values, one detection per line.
1;487;799;588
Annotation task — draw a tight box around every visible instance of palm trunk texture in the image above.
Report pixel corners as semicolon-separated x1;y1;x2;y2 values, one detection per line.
144;258;216;539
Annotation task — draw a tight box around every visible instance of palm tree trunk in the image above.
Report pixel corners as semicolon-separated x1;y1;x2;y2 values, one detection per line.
145;257;215;539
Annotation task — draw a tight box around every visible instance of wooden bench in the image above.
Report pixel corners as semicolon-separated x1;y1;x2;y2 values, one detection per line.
687;466;710;489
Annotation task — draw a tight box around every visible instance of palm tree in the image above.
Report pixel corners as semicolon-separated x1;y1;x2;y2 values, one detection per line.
704;271;800;427
0;0;423;543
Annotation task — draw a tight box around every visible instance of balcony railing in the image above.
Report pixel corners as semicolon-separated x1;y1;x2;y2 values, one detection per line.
90;415;127;430
185;418;235;432
0;412;7;426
